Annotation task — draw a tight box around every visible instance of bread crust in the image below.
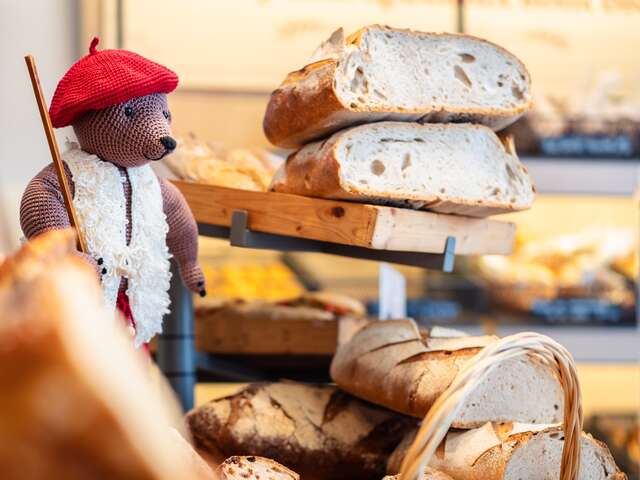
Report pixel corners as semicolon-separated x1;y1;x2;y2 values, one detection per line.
270;122;535;218
330;320;490;424
263;25;532;148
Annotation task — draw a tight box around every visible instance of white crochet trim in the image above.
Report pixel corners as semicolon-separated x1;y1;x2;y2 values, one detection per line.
64;143;172;347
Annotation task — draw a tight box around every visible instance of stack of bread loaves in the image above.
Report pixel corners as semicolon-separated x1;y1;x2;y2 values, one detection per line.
188;319;626;479
333;319;627;480
264;25;536;218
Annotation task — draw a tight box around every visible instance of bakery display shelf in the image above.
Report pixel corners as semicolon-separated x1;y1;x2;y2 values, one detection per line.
174;180;516;261
160;181;517;410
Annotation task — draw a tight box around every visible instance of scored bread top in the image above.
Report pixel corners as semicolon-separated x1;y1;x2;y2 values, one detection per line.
264;25;532;148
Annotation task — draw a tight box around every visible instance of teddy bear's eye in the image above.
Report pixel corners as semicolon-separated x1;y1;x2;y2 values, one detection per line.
163;110;171;120
124;106;134;117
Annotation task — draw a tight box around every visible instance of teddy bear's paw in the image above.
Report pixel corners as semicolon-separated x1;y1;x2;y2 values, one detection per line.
178;261;206;296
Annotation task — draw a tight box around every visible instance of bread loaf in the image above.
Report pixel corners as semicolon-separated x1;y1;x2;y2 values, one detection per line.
263;25;531;148
0;230;212;480
270;122;535;217
383;467;453;480
330;320;563;428
387;423;627;480
195;294;368;355
187;382;417;480
217;456;299;480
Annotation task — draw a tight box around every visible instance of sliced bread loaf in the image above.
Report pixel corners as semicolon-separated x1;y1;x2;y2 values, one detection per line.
217;456;299;480
270;122;535;217
264;25;531;148
383;467;453;480
387;423;627;480
330;320;563;428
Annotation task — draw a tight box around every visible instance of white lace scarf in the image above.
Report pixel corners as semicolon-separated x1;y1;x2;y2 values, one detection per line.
63;143;172;347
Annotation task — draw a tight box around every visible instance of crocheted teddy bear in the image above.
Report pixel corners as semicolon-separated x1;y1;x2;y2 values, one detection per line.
20;38;205;348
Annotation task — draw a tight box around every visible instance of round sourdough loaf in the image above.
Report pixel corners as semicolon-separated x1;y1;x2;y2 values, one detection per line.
186;382;417;480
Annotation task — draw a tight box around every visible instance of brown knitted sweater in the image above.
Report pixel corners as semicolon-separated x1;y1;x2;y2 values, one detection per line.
20;162;203;293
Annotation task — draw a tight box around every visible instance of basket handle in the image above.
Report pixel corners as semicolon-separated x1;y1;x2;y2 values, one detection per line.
398;332;583;480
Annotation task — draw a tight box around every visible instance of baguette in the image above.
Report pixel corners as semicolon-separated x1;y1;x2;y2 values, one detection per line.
387;423;627;480
217;456;299;480
264;25;531;148
0;230;213;480
330;320;563;428
187;382;417;480
270;122;535;217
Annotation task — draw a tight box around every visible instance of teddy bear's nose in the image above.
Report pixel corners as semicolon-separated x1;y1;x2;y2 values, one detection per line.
160;136;177;152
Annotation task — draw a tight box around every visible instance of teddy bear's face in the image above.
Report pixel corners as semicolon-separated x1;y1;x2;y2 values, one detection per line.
73;93;176;168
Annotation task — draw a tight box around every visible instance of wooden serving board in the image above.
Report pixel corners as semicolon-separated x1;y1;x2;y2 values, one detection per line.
173;181;516;255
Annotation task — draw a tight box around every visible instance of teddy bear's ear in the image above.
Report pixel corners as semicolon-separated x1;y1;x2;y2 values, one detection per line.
49;37;178;128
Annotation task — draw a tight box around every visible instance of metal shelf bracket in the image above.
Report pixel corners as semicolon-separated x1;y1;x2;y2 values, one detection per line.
199;209;457;272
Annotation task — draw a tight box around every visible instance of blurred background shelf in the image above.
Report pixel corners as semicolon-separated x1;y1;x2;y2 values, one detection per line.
522;157;640;196
453;324;639;363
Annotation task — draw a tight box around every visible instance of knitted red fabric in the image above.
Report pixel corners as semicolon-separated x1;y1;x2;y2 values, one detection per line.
49;37;178;128
116;291;149;353
116;290;136;329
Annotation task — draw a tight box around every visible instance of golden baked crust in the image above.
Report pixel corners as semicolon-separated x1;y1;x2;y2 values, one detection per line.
0;230;213;480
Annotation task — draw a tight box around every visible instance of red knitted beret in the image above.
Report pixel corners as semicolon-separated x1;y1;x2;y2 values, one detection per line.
49;37;179;128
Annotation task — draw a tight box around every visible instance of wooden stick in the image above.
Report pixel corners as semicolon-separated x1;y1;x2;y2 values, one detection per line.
24;55;87;253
